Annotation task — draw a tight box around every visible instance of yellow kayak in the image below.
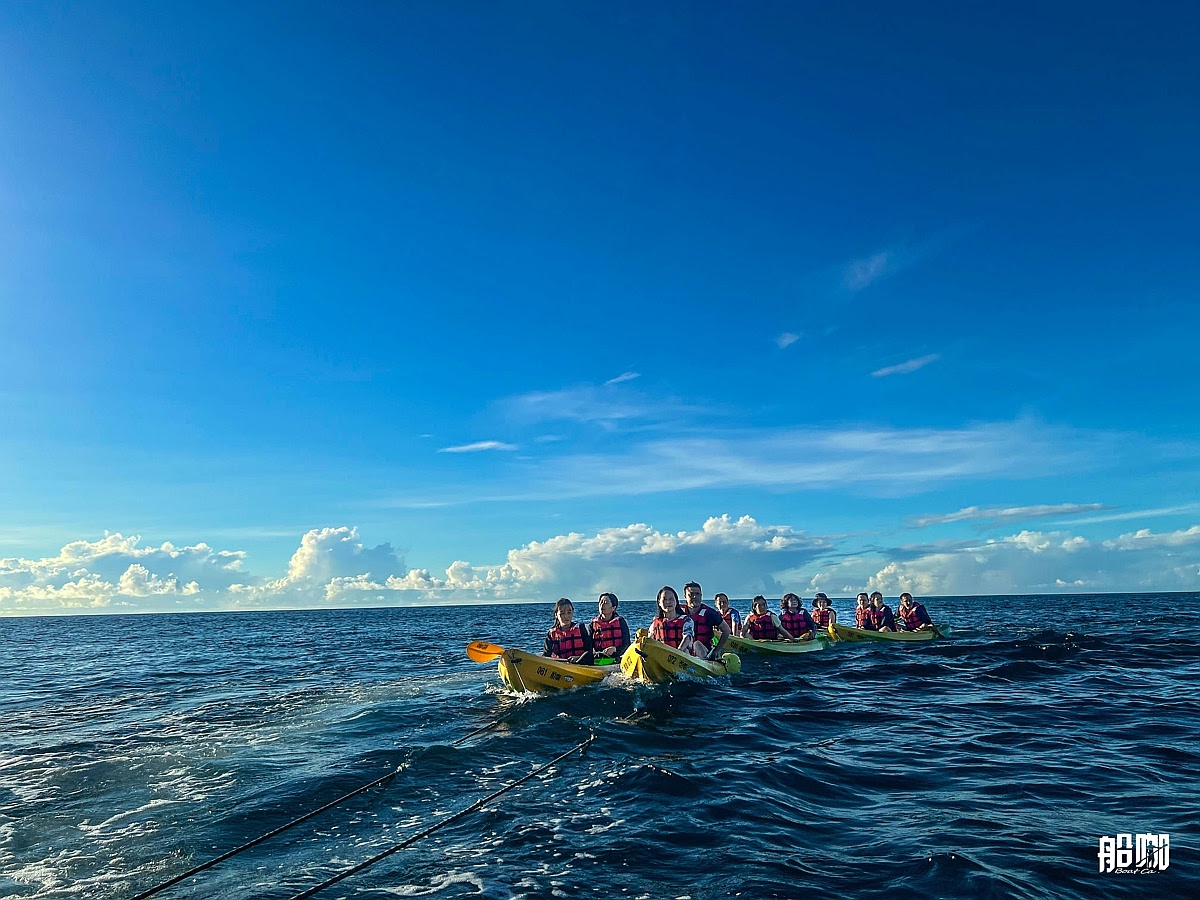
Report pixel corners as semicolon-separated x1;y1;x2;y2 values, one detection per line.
620;629;741;684
829;623;945;642
497;649;618;693
728;634;830;654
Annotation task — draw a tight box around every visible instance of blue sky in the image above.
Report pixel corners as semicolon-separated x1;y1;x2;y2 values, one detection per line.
2;1;1198;614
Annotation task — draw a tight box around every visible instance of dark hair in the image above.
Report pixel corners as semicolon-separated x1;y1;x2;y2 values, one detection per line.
752;595;767;605
870;592;883;602
683;581;702;593
655;585;679;618
899;592;913;602
598;592;618;606
782;592;799;602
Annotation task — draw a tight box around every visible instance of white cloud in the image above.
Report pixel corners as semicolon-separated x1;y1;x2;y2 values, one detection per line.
5;516;1200;616
776;332;800;349
604;372;640;385
438;441;518;453
909;503;1110;528
871;354;940;378
496;381;703;432
1102;525;1200;551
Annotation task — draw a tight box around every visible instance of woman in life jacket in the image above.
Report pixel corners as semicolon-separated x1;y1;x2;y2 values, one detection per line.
897;592;935;632
713;592;742;638
779;593;817;640
854;592;871;629
743;595;794;641
650;585;695;652
868;591;896;632
543;597;594;663
590;592;632;661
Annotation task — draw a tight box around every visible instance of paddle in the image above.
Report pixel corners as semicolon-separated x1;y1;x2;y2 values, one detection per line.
466;641;506;663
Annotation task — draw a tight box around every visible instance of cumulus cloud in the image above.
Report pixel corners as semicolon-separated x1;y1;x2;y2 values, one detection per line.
776;332;801;349
909;503;1110;528
847;526;1200;595
5;517;1200;616
871;354;940;378
437;441;518;453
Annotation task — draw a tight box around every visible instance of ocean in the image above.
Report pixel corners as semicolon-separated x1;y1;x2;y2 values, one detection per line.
1;593;1196;899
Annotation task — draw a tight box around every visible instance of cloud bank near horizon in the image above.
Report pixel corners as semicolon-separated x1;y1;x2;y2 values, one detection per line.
2;516;1198;616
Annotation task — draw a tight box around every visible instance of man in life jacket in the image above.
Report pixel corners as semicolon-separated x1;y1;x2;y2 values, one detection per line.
713;592;742;637
682;581;731;659
897;592;935;632
868;592;896;632
651;585;695;652
590;592;632;660
779;593;817;640
810;592;837;629
543;597;594;663
743;595;794;641
854;592;871;629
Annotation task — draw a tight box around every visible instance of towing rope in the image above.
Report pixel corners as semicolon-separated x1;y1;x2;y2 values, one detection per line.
288;734;595;899
129;718;504;900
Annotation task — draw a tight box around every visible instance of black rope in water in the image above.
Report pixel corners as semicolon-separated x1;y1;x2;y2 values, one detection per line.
128;718;504;900
288;734;596;900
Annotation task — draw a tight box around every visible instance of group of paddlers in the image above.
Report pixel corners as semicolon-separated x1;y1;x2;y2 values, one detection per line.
542;583;936;665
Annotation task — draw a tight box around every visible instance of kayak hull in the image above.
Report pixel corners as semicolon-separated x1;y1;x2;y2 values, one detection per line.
497;649;617;693
620;630;741;684
728;635;830;654
829;623;943;642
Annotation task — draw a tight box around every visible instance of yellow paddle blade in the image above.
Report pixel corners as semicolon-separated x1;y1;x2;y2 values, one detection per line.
466;641;506;663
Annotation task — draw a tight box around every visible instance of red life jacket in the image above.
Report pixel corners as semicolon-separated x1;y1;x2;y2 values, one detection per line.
855;605;869;628
690;604;718;646
745;612;780;640
591;615;624;650
899;603;928;631
547;623;587;659
721;610;734;629
780;611;808;634
812;606;831;627
651;616;685;648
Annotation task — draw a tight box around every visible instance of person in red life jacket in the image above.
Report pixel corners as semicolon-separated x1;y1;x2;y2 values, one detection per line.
650;585;695;652
810;592;836;630
854;593;871;629
743;595;794;640
682;581;732;659
543;597;594;663
779;593;817;640
713;592;742;637
590;592;631;660
897;592;935;632
868;592;896;632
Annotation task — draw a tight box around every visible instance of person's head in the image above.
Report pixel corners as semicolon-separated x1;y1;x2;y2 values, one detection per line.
870;591;884;607
656;585;679;616
857;592;869;606
554;597;574;627
597;592;617;619
683;582;703;609
899;592;913;607
814;592;829;608
751;595;768;614
714;592;730;613
781;592;799;611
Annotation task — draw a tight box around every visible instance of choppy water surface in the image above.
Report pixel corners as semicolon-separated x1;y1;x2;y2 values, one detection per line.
1;594;1197;899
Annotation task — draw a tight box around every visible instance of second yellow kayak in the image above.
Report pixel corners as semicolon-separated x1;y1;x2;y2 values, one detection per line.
620;629;741;684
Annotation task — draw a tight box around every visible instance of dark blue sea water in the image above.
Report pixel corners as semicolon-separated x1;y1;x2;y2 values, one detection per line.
2;593;1197;899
